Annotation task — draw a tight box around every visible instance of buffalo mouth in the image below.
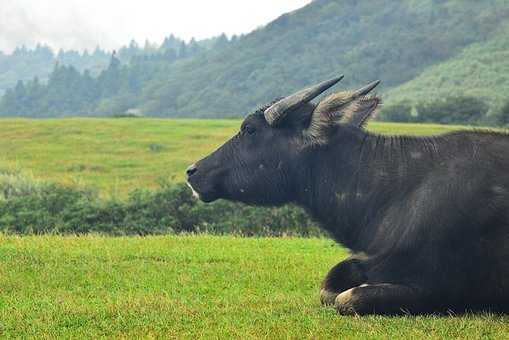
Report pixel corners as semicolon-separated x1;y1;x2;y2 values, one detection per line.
186;181;219;203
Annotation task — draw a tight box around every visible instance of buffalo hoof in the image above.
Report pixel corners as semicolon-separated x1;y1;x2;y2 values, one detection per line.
320;288;340;306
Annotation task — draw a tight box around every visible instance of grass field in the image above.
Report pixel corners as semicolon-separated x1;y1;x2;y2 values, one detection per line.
1;235;508;339
2;119;507;338
0;118;464;196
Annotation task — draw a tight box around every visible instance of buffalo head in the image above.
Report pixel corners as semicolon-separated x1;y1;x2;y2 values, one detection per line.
186;76;381;205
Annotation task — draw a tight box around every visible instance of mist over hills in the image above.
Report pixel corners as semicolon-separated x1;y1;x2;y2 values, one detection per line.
0;45;109;96
0;34;219;96
1;0;509;121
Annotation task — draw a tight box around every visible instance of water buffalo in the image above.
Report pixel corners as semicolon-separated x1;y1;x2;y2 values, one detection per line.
186;76;509;315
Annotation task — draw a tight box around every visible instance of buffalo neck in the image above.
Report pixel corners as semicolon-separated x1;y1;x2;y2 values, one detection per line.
295;128;441;253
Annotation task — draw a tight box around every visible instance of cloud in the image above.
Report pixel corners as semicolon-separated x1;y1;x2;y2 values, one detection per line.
0;0;311;53
0;0;120;53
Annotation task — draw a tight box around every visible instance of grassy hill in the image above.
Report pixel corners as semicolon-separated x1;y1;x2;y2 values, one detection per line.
386;21;509;111
0;118;463;195
1;235;508;338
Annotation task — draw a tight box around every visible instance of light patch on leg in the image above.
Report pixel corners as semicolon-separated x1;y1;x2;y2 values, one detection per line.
335;286;365;315
186;182;201;200
335;287;356;306
335;288;358;315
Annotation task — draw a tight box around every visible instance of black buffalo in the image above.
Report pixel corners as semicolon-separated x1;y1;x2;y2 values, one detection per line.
186;76;509;315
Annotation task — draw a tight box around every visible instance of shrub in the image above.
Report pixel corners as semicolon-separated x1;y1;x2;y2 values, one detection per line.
0;172;322;237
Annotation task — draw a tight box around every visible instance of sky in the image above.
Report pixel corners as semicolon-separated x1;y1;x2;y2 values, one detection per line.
0;0;312;54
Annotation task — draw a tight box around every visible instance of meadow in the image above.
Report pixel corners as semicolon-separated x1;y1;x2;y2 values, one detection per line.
0;118;462;196
1;118;507;338
1;235;508;339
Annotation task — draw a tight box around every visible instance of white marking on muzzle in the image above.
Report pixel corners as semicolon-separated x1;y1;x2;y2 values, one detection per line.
186;182;201;200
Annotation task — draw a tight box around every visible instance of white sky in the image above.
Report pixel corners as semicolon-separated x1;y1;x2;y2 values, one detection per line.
0;0;312;53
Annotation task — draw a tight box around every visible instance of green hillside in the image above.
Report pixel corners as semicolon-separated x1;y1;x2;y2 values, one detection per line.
386;21;509;111
0;118;461;195
145;0;509;117
2;0;509;118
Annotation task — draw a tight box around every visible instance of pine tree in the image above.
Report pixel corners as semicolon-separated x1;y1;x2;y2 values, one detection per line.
178;41;188;59
163;48;177;62
214;33;229;49
187;38;201;56
97;52;122;97
161;34;180;51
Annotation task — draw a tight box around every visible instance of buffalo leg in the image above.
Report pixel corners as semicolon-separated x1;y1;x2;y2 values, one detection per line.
335;283;429;315
320;257;367;305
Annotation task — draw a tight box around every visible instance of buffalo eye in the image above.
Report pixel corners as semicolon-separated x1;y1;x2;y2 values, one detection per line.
242;124;256;135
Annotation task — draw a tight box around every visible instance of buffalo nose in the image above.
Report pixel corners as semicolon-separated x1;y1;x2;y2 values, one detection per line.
186;164;198;177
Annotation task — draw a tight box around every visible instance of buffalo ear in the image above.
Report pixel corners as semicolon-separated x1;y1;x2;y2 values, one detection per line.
305;81;381;141
339;96;381;128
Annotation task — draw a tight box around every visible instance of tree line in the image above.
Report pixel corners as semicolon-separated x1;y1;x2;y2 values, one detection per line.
0;33;227;98
0;34;231;117
3;54;509;126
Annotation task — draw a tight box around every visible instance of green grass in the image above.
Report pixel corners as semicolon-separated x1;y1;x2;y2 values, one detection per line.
0;235;507;339
0;118;463;196
0;118;239;196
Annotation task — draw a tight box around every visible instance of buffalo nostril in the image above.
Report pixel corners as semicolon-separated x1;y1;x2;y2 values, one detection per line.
186;164;198;177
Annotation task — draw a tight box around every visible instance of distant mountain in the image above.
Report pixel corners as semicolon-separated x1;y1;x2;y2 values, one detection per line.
0;45;110;96
131;0;509;118
0;34;215;96
2;0;509;120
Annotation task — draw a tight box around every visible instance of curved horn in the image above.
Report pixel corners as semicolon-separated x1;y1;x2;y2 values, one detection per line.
264;75;344;126
352;80;380;99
